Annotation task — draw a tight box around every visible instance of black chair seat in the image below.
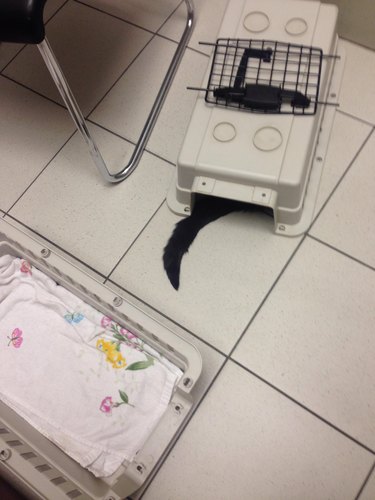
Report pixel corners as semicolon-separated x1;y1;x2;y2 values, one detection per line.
0;0;47;44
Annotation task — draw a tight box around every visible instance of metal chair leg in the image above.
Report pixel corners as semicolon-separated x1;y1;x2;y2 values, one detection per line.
37;0;194;183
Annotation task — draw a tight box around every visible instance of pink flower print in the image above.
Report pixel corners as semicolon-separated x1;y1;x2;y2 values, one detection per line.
20;260;32;276
101;316;113;328
8;328;23;348
120;327;136;340
99;396;113;415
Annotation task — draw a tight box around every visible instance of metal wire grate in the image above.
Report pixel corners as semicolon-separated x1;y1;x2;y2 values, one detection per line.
203;38;323;115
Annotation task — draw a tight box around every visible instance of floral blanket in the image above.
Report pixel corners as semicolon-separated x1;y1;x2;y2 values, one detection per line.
0;255;181;477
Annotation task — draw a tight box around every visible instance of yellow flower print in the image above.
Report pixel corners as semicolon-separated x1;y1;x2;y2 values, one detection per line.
112;357;127;369
96;338;127;369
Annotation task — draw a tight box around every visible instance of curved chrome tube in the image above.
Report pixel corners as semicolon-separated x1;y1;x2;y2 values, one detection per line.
38;0;194;183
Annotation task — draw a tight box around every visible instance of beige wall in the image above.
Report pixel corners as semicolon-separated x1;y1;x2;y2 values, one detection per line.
320;0;375;49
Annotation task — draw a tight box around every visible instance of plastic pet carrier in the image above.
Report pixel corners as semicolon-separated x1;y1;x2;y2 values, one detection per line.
168;0;345;235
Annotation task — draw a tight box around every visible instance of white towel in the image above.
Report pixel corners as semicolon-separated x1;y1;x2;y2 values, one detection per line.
0;255;182;477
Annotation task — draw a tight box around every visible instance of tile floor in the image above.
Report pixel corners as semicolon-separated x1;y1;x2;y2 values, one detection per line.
1;0;375;499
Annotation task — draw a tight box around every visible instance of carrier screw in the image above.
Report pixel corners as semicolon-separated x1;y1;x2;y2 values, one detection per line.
183;377;193;388
174;403;184;414
0;448;11;461
113;296;123;307
41;248;51;258
136;464;144;474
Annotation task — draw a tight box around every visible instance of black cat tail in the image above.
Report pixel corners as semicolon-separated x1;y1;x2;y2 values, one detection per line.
163;197;250;290
163;216;198;290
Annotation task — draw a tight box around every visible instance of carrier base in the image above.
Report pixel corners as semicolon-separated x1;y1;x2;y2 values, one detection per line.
0;218;202;500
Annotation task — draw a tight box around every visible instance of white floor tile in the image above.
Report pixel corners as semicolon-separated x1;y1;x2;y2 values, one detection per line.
311;131;375;268
9;124;174;275
233;237;375;449
79;0;180;32
91;36;209;163
143;361;373;500
0;44;23;72
146;47;209;162
314;112;371;215
3;1;152;115
159;0;229;55
359;468;375;500
0;76;75;212
110;203;301;353
339;40;375;124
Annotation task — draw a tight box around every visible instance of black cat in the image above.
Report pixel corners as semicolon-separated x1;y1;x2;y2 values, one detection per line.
163;196;273;290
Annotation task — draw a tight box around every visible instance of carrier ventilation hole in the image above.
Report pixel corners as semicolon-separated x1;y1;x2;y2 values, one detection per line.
0;428;10;434
21;452;37;460
6;439;23;447
66;489;83;499
51;477;67;486
35;464;52;473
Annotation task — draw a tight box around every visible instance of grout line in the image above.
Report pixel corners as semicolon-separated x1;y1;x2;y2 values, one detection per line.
84;0;186;119
45;0;71;22
137;355;228;500
1;73;67;110
228;234;306;357
74;0;157;36
155;0;184;33
105;199;166;281
85;118;138;145
155;31;212;58
85;33;158;118
354;460;375;500
105;275;227;358
231;359;375;455
337;108;375;128
5;131;77;213
1;45;27;74
340;35;375;54
85;118;177;167
307;234;375;272
2;213;108;282
309;127;374;230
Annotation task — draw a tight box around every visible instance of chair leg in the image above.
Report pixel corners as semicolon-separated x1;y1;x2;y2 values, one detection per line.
37;0;194;183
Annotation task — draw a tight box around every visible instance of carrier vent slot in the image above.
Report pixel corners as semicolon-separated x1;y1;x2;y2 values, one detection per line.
35;464;52;473
6;439;23;447
51;476;67;486
66;489;82;498
0;427;10;434
21;451;37;460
